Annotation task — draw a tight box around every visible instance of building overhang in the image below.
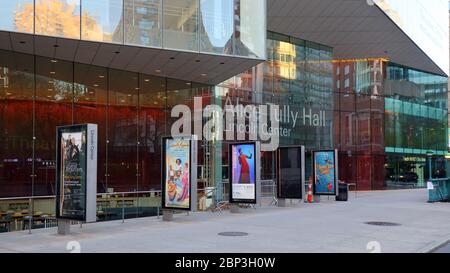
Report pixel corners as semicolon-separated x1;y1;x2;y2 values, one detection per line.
267;0;448;76
0;31;263;85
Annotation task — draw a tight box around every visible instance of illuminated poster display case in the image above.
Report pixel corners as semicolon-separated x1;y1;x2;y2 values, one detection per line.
312;150;339;196
56;124;97;222
161;136;198;211
229;142;257;204
277;146;305;199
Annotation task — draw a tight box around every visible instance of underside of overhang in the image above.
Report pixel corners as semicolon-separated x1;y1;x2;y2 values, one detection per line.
0;31;263;85
267;0;447;76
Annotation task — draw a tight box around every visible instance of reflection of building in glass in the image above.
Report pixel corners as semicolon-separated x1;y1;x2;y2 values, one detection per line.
119;0;161;46
0;68;8;88
14;0;102;40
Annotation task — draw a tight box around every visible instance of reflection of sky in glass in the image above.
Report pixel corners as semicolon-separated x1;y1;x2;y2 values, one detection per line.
1;0;122;34
82;0;123;33
2;1;32;30
200;0;234;47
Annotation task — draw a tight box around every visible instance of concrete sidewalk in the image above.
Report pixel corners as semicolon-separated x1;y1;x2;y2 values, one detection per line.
1;189;449;253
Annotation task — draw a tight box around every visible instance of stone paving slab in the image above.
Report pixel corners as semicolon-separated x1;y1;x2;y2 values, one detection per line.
0;189;449;253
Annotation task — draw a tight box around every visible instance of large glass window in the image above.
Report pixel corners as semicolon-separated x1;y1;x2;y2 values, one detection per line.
0;50;34;198
35;0;81;39
107;69;138;192
163;0;199;52
138;75;166;192
199;0;234;54
0;0;34;33
82;0;124;43
124;0;162;47
34;56;73;196
73;63;108;193
234;0;265;58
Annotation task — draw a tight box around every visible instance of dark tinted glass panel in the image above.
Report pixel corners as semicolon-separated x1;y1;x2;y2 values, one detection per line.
0;50;34;198
277;147;302;199
34;56;73;196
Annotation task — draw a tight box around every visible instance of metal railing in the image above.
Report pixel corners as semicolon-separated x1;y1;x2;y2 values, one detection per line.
0;190;163;233
0;180;279;233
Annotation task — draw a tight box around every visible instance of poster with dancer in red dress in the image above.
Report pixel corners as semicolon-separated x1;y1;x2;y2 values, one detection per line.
230;143;256;203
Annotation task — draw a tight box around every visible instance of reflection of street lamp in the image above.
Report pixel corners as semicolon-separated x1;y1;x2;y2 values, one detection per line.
426;151;434;181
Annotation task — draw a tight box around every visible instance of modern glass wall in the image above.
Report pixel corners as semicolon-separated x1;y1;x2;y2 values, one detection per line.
199;0;234;54
217;31;334;182
333;59;386;190
333;60;449;189
124;0;162;47
0;0;34;34
35;0;81;39
0;0;266;60
163;0;199;51
82;0;124;43
384;63;448;186
0;49;212;199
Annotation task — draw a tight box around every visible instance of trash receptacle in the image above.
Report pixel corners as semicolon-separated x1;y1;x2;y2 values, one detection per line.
336;183;348;202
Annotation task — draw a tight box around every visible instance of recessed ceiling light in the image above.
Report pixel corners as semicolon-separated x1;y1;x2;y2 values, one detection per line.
201;73;207;77
99;75;105;79
50;71;56;75
128;94;132;97
186;82;191;86
144;79;150;82
135;87;139;90
155;69;161;73
51;59;58;63
93;84;99;87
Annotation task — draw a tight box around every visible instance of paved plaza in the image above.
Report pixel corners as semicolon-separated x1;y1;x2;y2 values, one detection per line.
1;189;449;253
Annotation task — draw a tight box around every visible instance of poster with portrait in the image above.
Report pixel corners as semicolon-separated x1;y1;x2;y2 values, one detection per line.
229;142;257;204
277;146;305;199
56;124;97;222
312;150;339;196
162;137;192;210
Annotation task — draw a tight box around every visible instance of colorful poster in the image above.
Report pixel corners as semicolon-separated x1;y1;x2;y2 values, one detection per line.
230;143;256;203
313;150;338;195
163;138;191;210
57;129;87;220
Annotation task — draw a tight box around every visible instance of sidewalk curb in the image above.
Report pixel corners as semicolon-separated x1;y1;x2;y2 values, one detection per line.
416;234;450;253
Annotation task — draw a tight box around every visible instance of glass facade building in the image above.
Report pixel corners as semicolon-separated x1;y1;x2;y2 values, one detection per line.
0;0;449;231
0;0;266;59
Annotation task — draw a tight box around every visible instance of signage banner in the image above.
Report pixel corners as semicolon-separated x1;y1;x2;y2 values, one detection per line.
277;146;305;199
312;150;339;196
229;142;257;204
56;124;97;222
162;137;192;210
